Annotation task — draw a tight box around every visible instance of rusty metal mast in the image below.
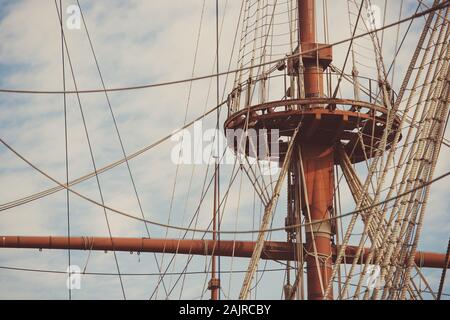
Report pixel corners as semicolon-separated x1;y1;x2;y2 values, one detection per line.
296;0;333;300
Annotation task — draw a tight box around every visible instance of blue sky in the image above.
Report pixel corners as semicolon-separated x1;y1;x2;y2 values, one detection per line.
0;0;448;300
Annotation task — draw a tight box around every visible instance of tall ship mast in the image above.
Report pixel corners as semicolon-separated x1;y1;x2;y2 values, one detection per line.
0;0;449;300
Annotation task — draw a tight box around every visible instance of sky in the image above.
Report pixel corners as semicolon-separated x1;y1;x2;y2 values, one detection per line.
0;0;448;300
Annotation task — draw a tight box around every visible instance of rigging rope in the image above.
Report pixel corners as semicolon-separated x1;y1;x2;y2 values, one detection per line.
58;0;71;301
1;135;449;235
75;0;169;296
0;2;446;95
0;102;225;212
54;1;126;299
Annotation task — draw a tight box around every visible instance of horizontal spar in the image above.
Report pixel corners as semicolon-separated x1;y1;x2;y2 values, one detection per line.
0;235;448;269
